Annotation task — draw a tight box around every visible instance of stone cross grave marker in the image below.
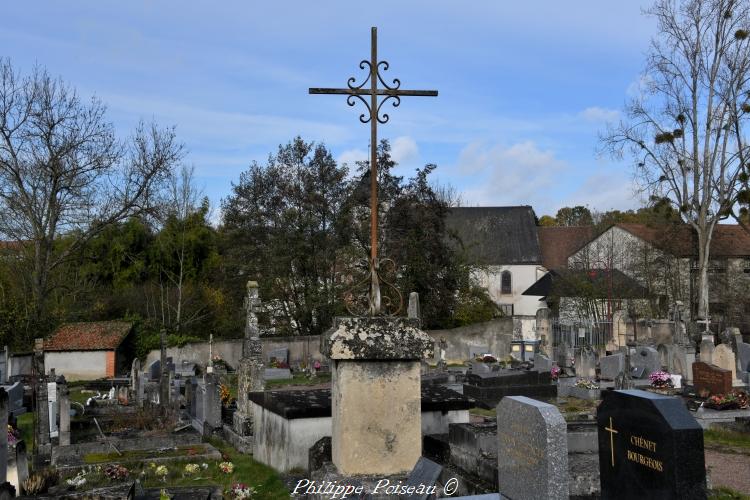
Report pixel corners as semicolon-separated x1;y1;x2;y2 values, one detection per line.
692;361;732;396
598;389;705;499
496;395;568;500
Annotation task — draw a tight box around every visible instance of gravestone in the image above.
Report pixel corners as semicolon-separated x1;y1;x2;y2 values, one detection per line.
699;336;714;364
58;383;71;446
598;390;706;499
264;367;292;380
131;358;140;392
738;342;750;373
632;347;660;378
47;381;58;438
470;362;491;375
464;370;556;406
713;344;738;383
268;348;289;365
408;291;421;323
404;457;442;500
496;396;568;500
12;441;27;496
148;360;161;381
600;353;625;381
692;362;731;396
0;382;24;417
657;344;670;372
534;354;552;373
575;348;596;379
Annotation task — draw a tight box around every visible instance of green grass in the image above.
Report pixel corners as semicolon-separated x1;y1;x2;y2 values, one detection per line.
265;372;331;388
709;487;750;499
704;428;750;451
17;413;34;454
63;438;289;499
469;407;496;418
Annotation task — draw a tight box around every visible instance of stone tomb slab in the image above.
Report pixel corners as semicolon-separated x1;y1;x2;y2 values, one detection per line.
463;370;555;407
692;362;732;396
496;396;568;500
597;390;706;499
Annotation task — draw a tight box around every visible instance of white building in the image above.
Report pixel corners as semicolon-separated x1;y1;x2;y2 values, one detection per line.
446;206;548;340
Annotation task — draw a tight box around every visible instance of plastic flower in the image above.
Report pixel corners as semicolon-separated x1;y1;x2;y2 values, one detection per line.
155;465;169;481
184;463;200;475
230;483;256;499
219;461;234;474
66;472;87;488
649;370;673;387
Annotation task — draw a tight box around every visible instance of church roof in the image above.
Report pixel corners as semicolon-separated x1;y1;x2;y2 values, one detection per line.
445;206;541;265
537;226;595;269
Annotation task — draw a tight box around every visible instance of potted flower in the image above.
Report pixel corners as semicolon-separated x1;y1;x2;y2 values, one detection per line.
569;378;601;401
649;370;673;389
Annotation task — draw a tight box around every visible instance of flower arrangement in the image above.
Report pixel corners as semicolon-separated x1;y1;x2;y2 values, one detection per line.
66;472;87;488
649;370;673;388
7;425;20;447
160;489;172;500
228;483;257;499
550;365;560;380
184;463;200;475
155;465;169;481
574;379;599;390
219;461;234;474
103;464;129;481
220;384;232;406
704;390;750;410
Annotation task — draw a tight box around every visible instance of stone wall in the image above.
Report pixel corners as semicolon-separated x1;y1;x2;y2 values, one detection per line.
144;336;326;370
426;318;513;363
44;351;110;381
143;319;513;368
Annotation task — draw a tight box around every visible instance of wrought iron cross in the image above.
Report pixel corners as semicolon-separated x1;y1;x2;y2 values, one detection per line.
309;27;437;316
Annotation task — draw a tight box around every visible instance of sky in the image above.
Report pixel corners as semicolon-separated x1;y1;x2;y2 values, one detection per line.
2;1;658;220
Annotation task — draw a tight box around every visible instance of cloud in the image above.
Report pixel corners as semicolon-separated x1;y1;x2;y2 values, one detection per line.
561;170;641;213
626;74;653;98
579;106;619;123
337;148;367;168
390;136;419;165
456;141;568;210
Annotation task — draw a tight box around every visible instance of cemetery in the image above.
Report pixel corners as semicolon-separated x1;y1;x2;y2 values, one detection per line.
4;2;750;499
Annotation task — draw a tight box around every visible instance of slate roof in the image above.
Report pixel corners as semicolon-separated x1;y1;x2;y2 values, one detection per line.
44;321;134;351
537;226;595;269
445;206;542;265
522;269;650;299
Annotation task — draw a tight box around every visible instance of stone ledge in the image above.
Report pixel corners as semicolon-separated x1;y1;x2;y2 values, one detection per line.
323;317;434;360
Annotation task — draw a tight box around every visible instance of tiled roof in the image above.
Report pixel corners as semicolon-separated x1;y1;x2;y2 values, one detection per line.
44;321;133;351
537;226;595;269
445;206;542;265
617;223;750;257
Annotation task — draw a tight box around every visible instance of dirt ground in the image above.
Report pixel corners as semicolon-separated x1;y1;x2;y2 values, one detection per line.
705;448;750;494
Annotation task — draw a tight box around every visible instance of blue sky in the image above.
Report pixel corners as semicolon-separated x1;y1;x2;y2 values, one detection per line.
2;1;657;219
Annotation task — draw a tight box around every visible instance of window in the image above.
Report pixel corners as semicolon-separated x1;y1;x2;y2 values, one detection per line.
501;270;512;295
498;304;514;316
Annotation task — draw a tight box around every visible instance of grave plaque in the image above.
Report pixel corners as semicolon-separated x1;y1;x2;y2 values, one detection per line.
598;390;706;499
692;362;731;396
404;457;443;500
632;346;660;378
496;396;568;500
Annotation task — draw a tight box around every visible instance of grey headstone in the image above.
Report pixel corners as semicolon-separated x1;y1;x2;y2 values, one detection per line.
408;292;421;321
575;349;597;379
632;347;660;378
404;457;442;499
699;337;715;364
534;355;552;373
738;342;750;373
58;384;70;446
496;396;568;500
0;382;23;417
203;374;222;430
471;362;491;375
268;348;289;365
600;353;625;381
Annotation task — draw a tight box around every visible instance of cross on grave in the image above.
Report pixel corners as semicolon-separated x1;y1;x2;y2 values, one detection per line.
310;27;437;316
605;416;618;468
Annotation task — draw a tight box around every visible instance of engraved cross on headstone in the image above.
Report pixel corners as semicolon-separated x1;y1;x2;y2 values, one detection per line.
310;26;437;316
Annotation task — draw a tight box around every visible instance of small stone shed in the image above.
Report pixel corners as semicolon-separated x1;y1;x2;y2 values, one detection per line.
44;321;136;381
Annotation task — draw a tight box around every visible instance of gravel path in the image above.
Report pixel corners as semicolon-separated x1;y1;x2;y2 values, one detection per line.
705;448;750;494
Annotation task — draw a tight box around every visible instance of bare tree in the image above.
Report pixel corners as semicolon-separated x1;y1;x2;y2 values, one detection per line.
603;0;750;321
0;59;183;327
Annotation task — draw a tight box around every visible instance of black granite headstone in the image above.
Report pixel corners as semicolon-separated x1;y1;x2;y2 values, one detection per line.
597;390;706;499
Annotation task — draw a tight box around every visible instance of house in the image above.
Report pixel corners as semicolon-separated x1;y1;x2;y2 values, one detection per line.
445;206;548;340
536;223;750;332
44;321;135;381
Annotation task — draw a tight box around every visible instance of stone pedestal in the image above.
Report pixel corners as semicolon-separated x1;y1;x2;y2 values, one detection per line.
323;317;433;476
